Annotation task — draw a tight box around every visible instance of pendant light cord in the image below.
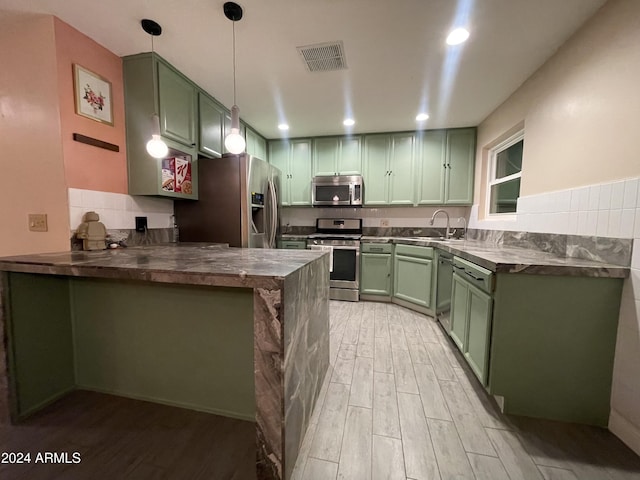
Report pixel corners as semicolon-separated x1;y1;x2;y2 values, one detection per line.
232;20;237;106
151;35;157;104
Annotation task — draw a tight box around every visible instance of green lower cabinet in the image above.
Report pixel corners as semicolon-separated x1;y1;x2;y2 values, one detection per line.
464;282;493;385
277;240;307;250
360;253;391;296
449;259;494;386
449;273;469;351
393;253;433;308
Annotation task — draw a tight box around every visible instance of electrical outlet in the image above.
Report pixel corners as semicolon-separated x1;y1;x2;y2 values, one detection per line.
28;213;48;232
380;219;389;227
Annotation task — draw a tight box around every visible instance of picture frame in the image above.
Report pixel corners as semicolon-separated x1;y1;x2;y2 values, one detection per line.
73;64;113;126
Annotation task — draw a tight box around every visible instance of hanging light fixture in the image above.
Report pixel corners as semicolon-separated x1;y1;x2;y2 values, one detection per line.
141;19;169;159
223;2;246;154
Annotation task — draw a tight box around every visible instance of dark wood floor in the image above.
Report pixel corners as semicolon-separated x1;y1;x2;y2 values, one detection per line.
0;390;256;480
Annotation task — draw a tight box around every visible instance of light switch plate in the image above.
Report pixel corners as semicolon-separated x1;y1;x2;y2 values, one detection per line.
29;213;48;232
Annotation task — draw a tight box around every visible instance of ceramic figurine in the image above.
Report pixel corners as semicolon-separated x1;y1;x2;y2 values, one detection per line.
76;211;107;250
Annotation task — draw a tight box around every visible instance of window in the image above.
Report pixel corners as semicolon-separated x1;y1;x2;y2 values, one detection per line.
487;131;523;215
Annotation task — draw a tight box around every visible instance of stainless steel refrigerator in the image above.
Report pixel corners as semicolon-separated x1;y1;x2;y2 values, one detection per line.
174;154;280;248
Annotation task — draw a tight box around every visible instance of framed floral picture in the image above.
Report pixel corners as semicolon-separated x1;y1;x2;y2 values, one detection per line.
73;64;113;125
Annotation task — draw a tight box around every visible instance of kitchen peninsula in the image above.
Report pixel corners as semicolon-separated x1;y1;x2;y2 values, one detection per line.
0;244;330;480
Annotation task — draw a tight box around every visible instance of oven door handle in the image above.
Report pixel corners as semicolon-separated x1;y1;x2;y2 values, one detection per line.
329;245;360;251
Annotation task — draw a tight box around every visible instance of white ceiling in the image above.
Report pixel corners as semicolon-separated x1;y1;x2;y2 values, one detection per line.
0;0;607;139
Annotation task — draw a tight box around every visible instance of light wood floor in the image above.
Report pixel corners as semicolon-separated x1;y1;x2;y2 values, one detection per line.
291;300;640;480
2;301;639;480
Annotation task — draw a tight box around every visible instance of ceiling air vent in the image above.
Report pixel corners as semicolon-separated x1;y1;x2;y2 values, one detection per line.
297;41;347;72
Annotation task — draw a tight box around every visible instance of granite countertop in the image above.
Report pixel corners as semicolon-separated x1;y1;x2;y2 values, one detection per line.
361;236;629;278
0;244;328;289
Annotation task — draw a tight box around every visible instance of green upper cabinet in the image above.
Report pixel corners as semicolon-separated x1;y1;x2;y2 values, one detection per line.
416;130;447;204
312;136;362;176
246;127;267;160
363;133;415;206
157;61;197;148
388;133;415;205
198;92;224;158
123;53;198;199
363;135;390;205
417;128;475;205
445;128;476;204
268;139;312;206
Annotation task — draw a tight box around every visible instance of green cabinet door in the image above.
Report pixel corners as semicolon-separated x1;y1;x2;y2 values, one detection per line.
360;253;392;296
245;127;267;160
313;137;339;176
393;254;433;308
363;135;390;205
198;93;224;158
450;273;469;351
339;137;362;175
417;130;447;204
389;133;415;205
465;283;493;385
445;128;475;204
289;140;312;206
313;137;362;176
157;61;197;148
269;140;291;206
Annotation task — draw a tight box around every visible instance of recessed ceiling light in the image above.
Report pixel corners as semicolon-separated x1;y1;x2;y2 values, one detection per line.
416;113;430;122
343;118;355;126
446;28;470;46
278;123;289;131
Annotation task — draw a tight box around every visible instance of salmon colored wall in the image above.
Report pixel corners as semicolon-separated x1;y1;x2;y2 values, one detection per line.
0;13;70;256
54;17;127;194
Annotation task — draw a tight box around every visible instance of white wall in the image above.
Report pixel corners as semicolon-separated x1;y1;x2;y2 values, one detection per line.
469;0;640;454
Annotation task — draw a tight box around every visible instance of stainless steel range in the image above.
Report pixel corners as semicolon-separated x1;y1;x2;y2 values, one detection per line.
307;218;362;302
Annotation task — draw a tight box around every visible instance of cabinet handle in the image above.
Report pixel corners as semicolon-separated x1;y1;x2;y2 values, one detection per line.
191;143;196;147
453;264;465;271
464;270;484;281
443;164;447;168
447;163;451;168
371;247;383;252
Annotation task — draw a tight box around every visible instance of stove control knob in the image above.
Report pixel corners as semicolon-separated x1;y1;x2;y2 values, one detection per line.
312;240;318;245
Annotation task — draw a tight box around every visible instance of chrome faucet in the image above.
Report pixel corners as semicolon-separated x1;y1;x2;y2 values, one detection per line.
457;216;467;239
430;209;451;239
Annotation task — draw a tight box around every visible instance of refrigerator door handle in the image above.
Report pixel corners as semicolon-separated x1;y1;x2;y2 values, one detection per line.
269;179;278;248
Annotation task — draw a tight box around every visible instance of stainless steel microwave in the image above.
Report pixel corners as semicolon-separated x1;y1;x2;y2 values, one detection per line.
312;175;363;207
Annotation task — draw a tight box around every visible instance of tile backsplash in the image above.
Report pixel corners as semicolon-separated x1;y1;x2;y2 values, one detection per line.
470;177;640;239
68;188;174;231
282;206;471;230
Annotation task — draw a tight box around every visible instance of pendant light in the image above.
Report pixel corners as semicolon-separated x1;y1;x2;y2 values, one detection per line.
141;19;169;159
223;2;246;154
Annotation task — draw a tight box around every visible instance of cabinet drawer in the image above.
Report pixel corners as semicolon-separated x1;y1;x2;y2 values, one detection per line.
395;244;433;259
453;257;493;294
361;243;392;254
278;240;307;250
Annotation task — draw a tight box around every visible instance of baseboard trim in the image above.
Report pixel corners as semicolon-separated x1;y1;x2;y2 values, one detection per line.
78;385;255;422
609;408;640;456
